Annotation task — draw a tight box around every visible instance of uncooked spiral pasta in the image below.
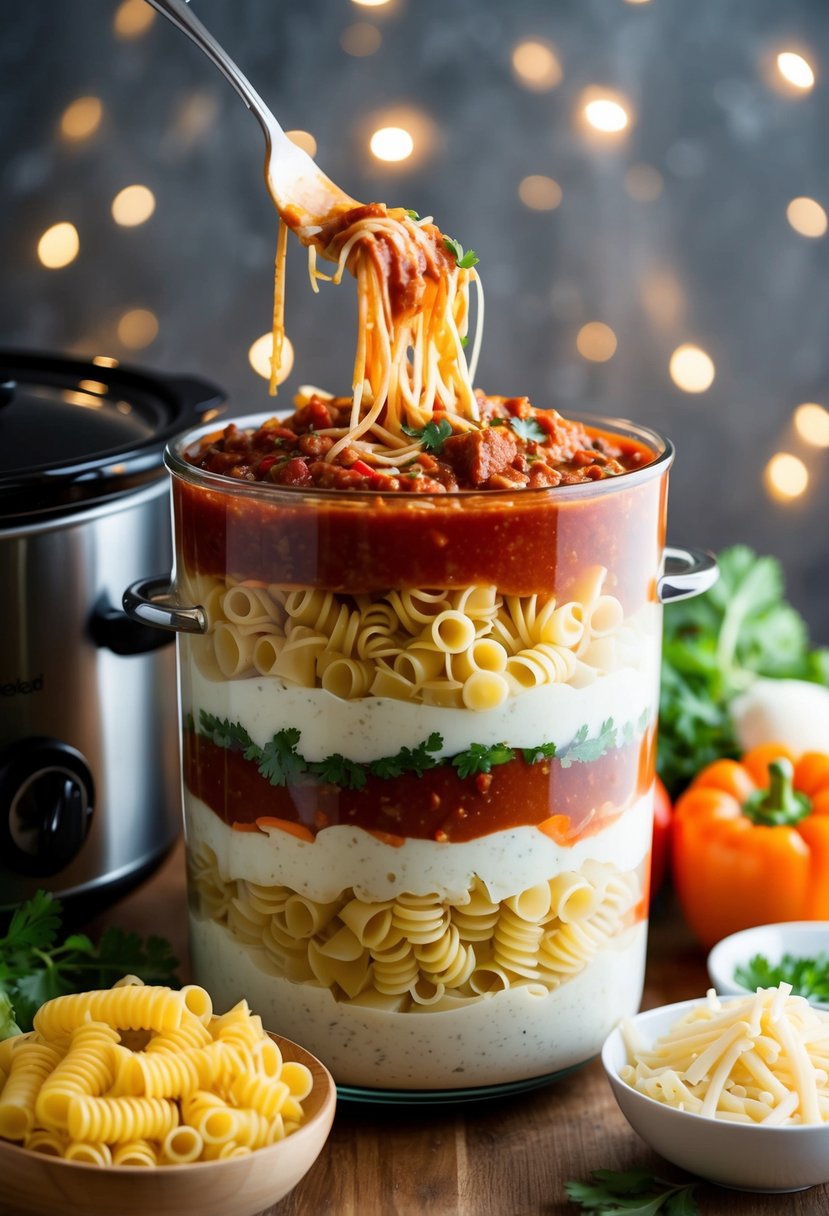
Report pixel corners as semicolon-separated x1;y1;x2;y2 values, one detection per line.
0;984;315;1168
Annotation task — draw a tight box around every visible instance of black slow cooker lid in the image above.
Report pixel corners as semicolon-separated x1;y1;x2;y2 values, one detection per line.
0;350;225;522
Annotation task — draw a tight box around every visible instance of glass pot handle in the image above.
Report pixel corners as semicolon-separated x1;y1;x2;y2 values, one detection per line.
123;575;207;635
657;546;718;603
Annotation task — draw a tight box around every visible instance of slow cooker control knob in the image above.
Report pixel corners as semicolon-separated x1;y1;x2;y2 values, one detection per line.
0;739;94;877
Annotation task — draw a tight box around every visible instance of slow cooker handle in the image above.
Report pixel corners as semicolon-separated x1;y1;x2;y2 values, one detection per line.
658;546;718;603
123;575;207;634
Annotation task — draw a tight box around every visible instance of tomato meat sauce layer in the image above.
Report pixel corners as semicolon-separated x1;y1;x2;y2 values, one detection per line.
175;399;665;601
183;730;654;845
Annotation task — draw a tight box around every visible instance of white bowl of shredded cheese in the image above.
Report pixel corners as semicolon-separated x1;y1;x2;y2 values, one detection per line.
707;922;829;1012
601;987;829;1193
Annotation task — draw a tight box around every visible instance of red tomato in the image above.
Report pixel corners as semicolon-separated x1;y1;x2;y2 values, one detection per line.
650;777;672;901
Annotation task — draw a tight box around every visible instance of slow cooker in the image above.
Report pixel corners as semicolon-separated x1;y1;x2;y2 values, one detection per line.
0;350;224;915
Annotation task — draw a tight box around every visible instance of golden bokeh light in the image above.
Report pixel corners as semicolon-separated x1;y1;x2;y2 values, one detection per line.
511;40;563;92
351;0;390;6
776;51;815;91
117;309;159;350
369;125;414;162
641;268;684;331
111;184;156;227
786;196;827;238
584;95;630;133
576;322;618;363
249;333;295;385
624;164;663;201
60;96;103;142
286;130;318;158
794;402;829;448
37;222;80;270
669;344;715;393
340;23;382;56
625;0;653;4
518;175;562;211
765;453;808;501
113;0;155;39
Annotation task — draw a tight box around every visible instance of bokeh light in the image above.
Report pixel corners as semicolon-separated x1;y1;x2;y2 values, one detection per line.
37;222;80;270
794;403;829;447
776;51;815;91
286;130;318;158
340;23;382;56
511;41;563;92
369;126;414;162
669;344;715;393
249;333;295;385
786;197;827;238
518;175;562;211
765;453;809;501
624;164;663;201
576;322;618;363
351;0;390;6
113;0;155;40
60;96;103;142
111;184;156;227
584;94;630;133
117;309;159;350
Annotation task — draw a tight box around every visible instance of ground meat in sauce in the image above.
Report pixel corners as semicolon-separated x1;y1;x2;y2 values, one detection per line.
183;394;649;492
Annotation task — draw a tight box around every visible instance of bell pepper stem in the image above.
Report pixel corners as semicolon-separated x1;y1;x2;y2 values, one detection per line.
743;758;812;827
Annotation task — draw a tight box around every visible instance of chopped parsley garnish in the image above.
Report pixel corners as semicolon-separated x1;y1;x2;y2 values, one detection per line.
460;335;469;348
522;742;557;765
370;733;444;780
251;728;307;786
401;418;454;453
199;710;253;751
308;753;367;791
509;416;547;444
734;952;829;1003
559;719;618;768
451;742;515;779
405;208;421;221
442;235;480;269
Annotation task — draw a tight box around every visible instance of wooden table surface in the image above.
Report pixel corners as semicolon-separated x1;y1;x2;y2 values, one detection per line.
88;843;829;1216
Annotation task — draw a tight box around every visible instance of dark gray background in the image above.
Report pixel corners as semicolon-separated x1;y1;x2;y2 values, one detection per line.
2;0;828;634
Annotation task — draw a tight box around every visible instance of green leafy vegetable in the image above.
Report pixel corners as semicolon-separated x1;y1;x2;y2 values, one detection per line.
658;545;829;797
509;416;546;444
442;235;480;269
253;728;306;786
199;710;253;751
401;418;454;453
460;335;469;348
405;208;421;221
565;1168;698;1215
560;719;617;769
370;733;444;780
308;753;367;791
0;892;178;1036
451;742;515;779
522;742;557;765
734;951;829;1003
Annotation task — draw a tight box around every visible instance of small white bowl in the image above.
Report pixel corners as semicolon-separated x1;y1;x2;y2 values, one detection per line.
707;922;829;1011
602;999;829;1193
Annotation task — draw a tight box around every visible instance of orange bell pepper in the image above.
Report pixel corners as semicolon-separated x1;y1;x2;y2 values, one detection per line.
672;742;829;947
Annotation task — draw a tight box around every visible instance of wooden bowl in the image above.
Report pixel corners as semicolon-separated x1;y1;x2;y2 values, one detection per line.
0;1035;336;1216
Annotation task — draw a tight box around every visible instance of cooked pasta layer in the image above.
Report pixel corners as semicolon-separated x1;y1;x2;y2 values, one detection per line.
188;842;642;1012
181;570;645;704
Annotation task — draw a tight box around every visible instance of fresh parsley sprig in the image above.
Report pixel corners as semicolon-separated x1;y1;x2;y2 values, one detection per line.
451;742;515;779
370;733;444;780
559;719;618;769
522;741;557;765
401;418;454;454
443;235;480;270
734;951;829;1004
509;416;546;443
0;891;178;1037
566;1168;698;1215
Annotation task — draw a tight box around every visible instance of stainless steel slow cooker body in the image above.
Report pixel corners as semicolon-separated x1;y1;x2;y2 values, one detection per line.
0;351;224;913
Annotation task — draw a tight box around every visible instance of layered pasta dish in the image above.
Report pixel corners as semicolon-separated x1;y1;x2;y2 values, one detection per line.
171;201;666;1088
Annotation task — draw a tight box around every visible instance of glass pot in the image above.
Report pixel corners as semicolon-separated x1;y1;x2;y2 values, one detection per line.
126;413;716;1095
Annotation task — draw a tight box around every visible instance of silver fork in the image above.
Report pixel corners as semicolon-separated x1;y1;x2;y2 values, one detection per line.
145;0;357;241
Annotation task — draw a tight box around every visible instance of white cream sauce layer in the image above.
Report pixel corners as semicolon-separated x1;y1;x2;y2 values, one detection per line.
185;791;653;904
189;916;647;1089
182;661;657;762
